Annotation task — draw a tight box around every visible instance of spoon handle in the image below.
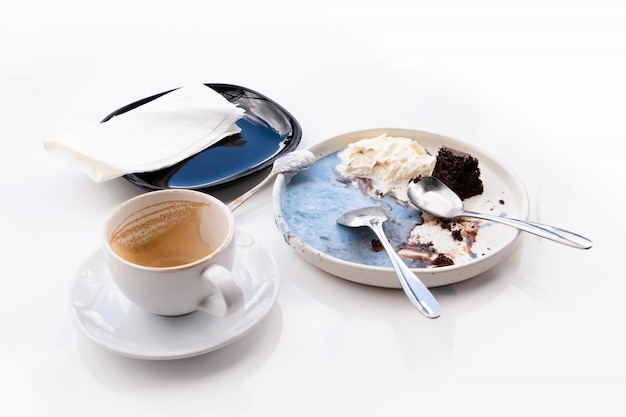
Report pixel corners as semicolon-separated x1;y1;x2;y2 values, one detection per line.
462;210;593;249
226;169;275;212
369;221;440;318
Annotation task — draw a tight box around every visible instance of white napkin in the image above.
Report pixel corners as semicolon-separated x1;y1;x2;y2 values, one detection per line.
43;84;245;182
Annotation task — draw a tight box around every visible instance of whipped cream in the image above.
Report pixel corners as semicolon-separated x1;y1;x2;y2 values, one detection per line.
336;134;436;199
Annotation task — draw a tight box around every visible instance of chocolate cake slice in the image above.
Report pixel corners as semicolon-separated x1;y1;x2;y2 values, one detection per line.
431;146;483;200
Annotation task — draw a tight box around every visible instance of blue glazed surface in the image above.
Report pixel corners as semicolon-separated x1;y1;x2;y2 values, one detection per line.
169;118;286;187
280;151;424;268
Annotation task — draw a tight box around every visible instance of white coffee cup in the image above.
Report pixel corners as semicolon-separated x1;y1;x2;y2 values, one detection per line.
102;189;244;317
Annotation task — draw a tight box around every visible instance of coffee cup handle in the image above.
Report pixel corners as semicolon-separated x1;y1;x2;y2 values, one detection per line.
199;264;244;316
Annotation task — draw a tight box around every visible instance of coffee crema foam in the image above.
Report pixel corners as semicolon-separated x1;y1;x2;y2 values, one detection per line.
110;200;212;268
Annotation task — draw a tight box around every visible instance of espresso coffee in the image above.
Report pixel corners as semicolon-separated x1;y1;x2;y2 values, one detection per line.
110;200;213;268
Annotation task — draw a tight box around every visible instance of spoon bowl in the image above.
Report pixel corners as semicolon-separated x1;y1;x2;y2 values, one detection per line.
407;176;592;249
337;206;440;318
228;150;316;211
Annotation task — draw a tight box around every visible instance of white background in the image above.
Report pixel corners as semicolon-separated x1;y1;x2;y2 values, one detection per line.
1;1;623;416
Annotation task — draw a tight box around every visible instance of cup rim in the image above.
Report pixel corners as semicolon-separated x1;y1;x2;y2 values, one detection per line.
102;189;235;271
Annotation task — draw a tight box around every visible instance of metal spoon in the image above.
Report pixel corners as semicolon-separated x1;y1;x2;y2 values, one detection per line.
337;206;441;319
407;176;593;249
227;150;316;211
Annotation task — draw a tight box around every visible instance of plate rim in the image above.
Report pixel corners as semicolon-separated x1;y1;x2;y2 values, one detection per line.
101;83;303;191
273;127;529;288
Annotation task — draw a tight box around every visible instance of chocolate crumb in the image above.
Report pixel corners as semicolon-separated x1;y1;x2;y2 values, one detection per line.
439;219;453;231
371;239;384;252
432;254;454;267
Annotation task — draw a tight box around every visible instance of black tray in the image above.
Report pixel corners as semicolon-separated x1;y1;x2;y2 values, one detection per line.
101;83;302;191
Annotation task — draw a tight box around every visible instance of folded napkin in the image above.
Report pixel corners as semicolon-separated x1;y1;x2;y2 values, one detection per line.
43;84;245;182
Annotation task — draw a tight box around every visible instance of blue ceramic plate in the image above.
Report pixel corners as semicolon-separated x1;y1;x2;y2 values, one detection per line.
101;83;302;191
273;128;529;288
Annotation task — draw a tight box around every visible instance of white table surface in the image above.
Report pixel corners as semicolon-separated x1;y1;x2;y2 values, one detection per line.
2;1;623;416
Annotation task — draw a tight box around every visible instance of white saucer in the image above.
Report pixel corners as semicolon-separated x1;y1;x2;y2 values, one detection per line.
70;230;280;360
